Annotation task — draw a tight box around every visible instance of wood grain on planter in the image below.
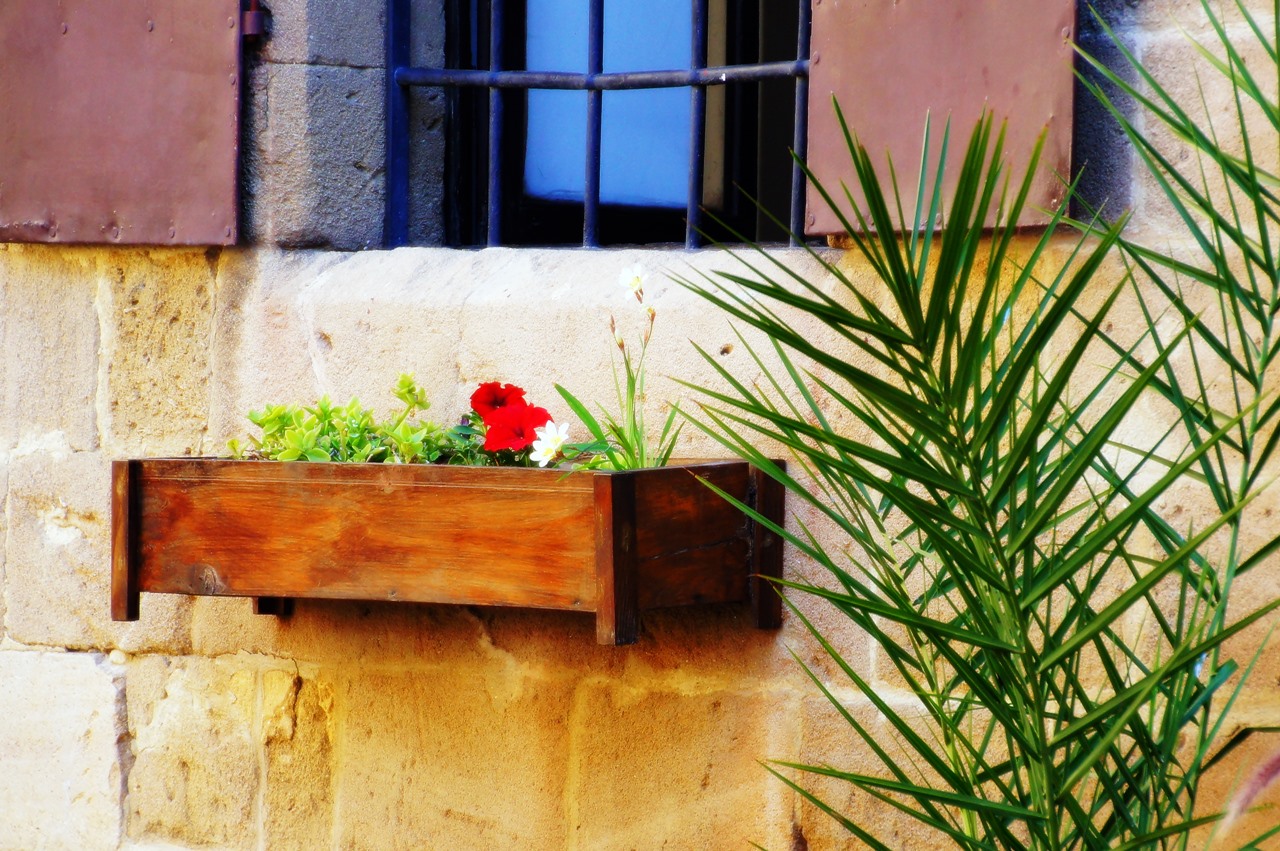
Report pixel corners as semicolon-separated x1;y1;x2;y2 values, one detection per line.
112;459;783;644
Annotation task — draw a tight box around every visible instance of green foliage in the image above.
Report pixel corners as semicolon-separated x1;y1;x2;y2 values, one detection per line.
557;270;682;469
1074;2;1280;838
229;374;475;464
680;26;1280;843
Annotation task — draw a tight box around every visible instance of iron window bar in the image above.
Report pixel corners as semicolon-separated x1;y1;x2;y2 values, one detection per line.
385;0;810;249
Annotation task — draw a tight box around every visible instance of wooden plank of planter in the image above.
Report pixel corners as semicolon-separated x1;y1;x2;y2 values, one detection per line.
111;458;784;644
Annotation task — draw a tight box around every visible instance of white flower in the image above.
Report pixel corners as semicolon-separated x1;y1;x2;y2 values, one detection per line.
619;264;647;298
531;421;571;467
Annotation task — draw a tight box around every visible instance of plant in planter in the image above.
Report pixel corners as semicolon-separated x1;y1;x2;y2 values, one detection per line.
557;264;683;470
680;5;1280;838
111;281;783;645
227;374;596;468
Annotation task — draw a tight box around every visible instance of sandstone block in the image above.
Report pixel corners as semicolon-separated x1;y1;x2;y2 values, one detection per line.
332;666;573;848
1123;0;1272;32
205;248;342;447
0;650;125;850
101;249;218;457
796;694;954;850
569;683;797;850
0;459;8;638
1196;727;1280;848
190;594;507;669
3;450;190;653
264;674;336;847
0;245;101;452
126;655;263;848
1126;23;1278;241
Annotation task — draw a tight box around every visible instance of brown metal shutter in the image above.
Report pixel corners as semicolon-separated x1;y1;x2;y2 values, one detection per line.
0;1;242;245
806;0;1076;235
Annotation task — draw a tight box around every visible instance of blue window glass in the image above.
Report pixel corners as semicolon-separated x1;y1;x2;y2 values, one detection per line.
524;0;692;207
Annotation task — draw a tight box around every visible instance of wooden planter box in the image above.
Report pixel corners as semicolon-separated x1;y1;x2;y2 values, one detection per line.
111;459;783;644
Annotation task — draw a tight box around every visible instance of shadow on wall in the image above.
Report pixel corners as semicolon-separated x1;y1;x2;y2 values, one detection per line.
122;596;799;847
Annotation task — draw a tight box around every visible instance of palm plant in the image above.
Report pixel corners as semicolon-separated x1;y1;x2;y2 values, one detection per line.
677;3;1280;840
1074;0;1280;838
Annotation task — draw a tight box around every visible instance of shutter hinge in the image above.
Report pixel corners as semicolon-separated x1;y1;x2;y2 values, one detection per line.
242;0;265;39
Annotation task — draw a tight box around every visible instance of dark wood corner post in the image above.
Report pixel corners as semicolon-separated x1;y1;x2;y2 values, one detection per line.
749;464;785;630
594;471;639;645
110;460;141;621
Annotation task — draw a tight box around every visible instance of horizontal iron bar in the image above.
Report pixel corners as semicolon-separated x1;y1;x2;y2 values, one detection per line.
395;60;808;91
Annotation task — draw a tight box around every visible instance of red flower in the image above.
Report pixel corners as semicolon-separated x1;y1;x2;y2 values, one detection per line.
470;382;528;420
482;404;552;452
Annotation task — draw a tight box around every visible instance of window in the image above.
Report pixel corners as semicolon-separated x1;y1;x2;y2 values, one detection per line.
386;0;811;248
386;0;1078;248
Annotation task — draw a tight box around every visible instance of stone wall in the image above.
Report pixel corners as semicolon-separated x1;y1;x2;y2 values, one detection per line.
1;1;1278;849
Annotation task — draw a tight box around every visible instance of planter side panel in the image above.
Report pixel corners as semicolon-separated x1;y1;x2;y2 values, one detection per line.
632;462;752;610
131;460;598;610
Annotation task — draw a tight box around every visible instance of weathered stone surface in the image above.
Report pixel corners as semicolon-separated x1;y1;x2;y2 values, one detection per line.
2;450;190;653
205;248;342;447
0;244;100;452
101;249;219;457
0;458;8;639
570;683;798;850
258;0;445;68
795;694;954;850
126;655;263;848
1116;0;1273;30
407;87;447;246
0;650;126;850
239;58;271;246
0;5;1272;846
332;666;574;848
1195;726;1280;848
1072;13;1138;218
256;64;386;250
264;673;335;847
208;244;816;454
260;0;385;68
241;2;446;247
1126;22;1278;241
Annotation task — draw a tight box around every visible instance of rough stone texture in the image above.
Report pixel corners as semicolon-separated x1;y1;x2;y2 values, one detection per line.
1126;16;1279;241
333;665;575;848
1199;727;1280;848
125;655;265;848
205;247;340;445
407;87;447;246
263;673;335;847
0;459;8;639
100;249;219;457
0;651;126;850
260;0;385;68
1072;6;1138;220
238;0;445;248
570;682;798;850
204;246;808;457
255;64;387;250
2;450;190;653
795;695;957;851
0;244;101;453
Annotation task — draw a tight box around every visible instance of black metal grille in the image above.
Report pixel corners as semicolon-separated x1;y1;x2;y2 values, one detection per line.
385;0;810;248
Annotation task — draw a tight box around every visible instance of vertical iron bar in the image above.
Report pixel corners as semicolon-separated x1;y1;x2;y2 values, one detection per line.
487;0;505;246
685;0;708;249
583;0;604;247
789;0;811;245
384;0;411;247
